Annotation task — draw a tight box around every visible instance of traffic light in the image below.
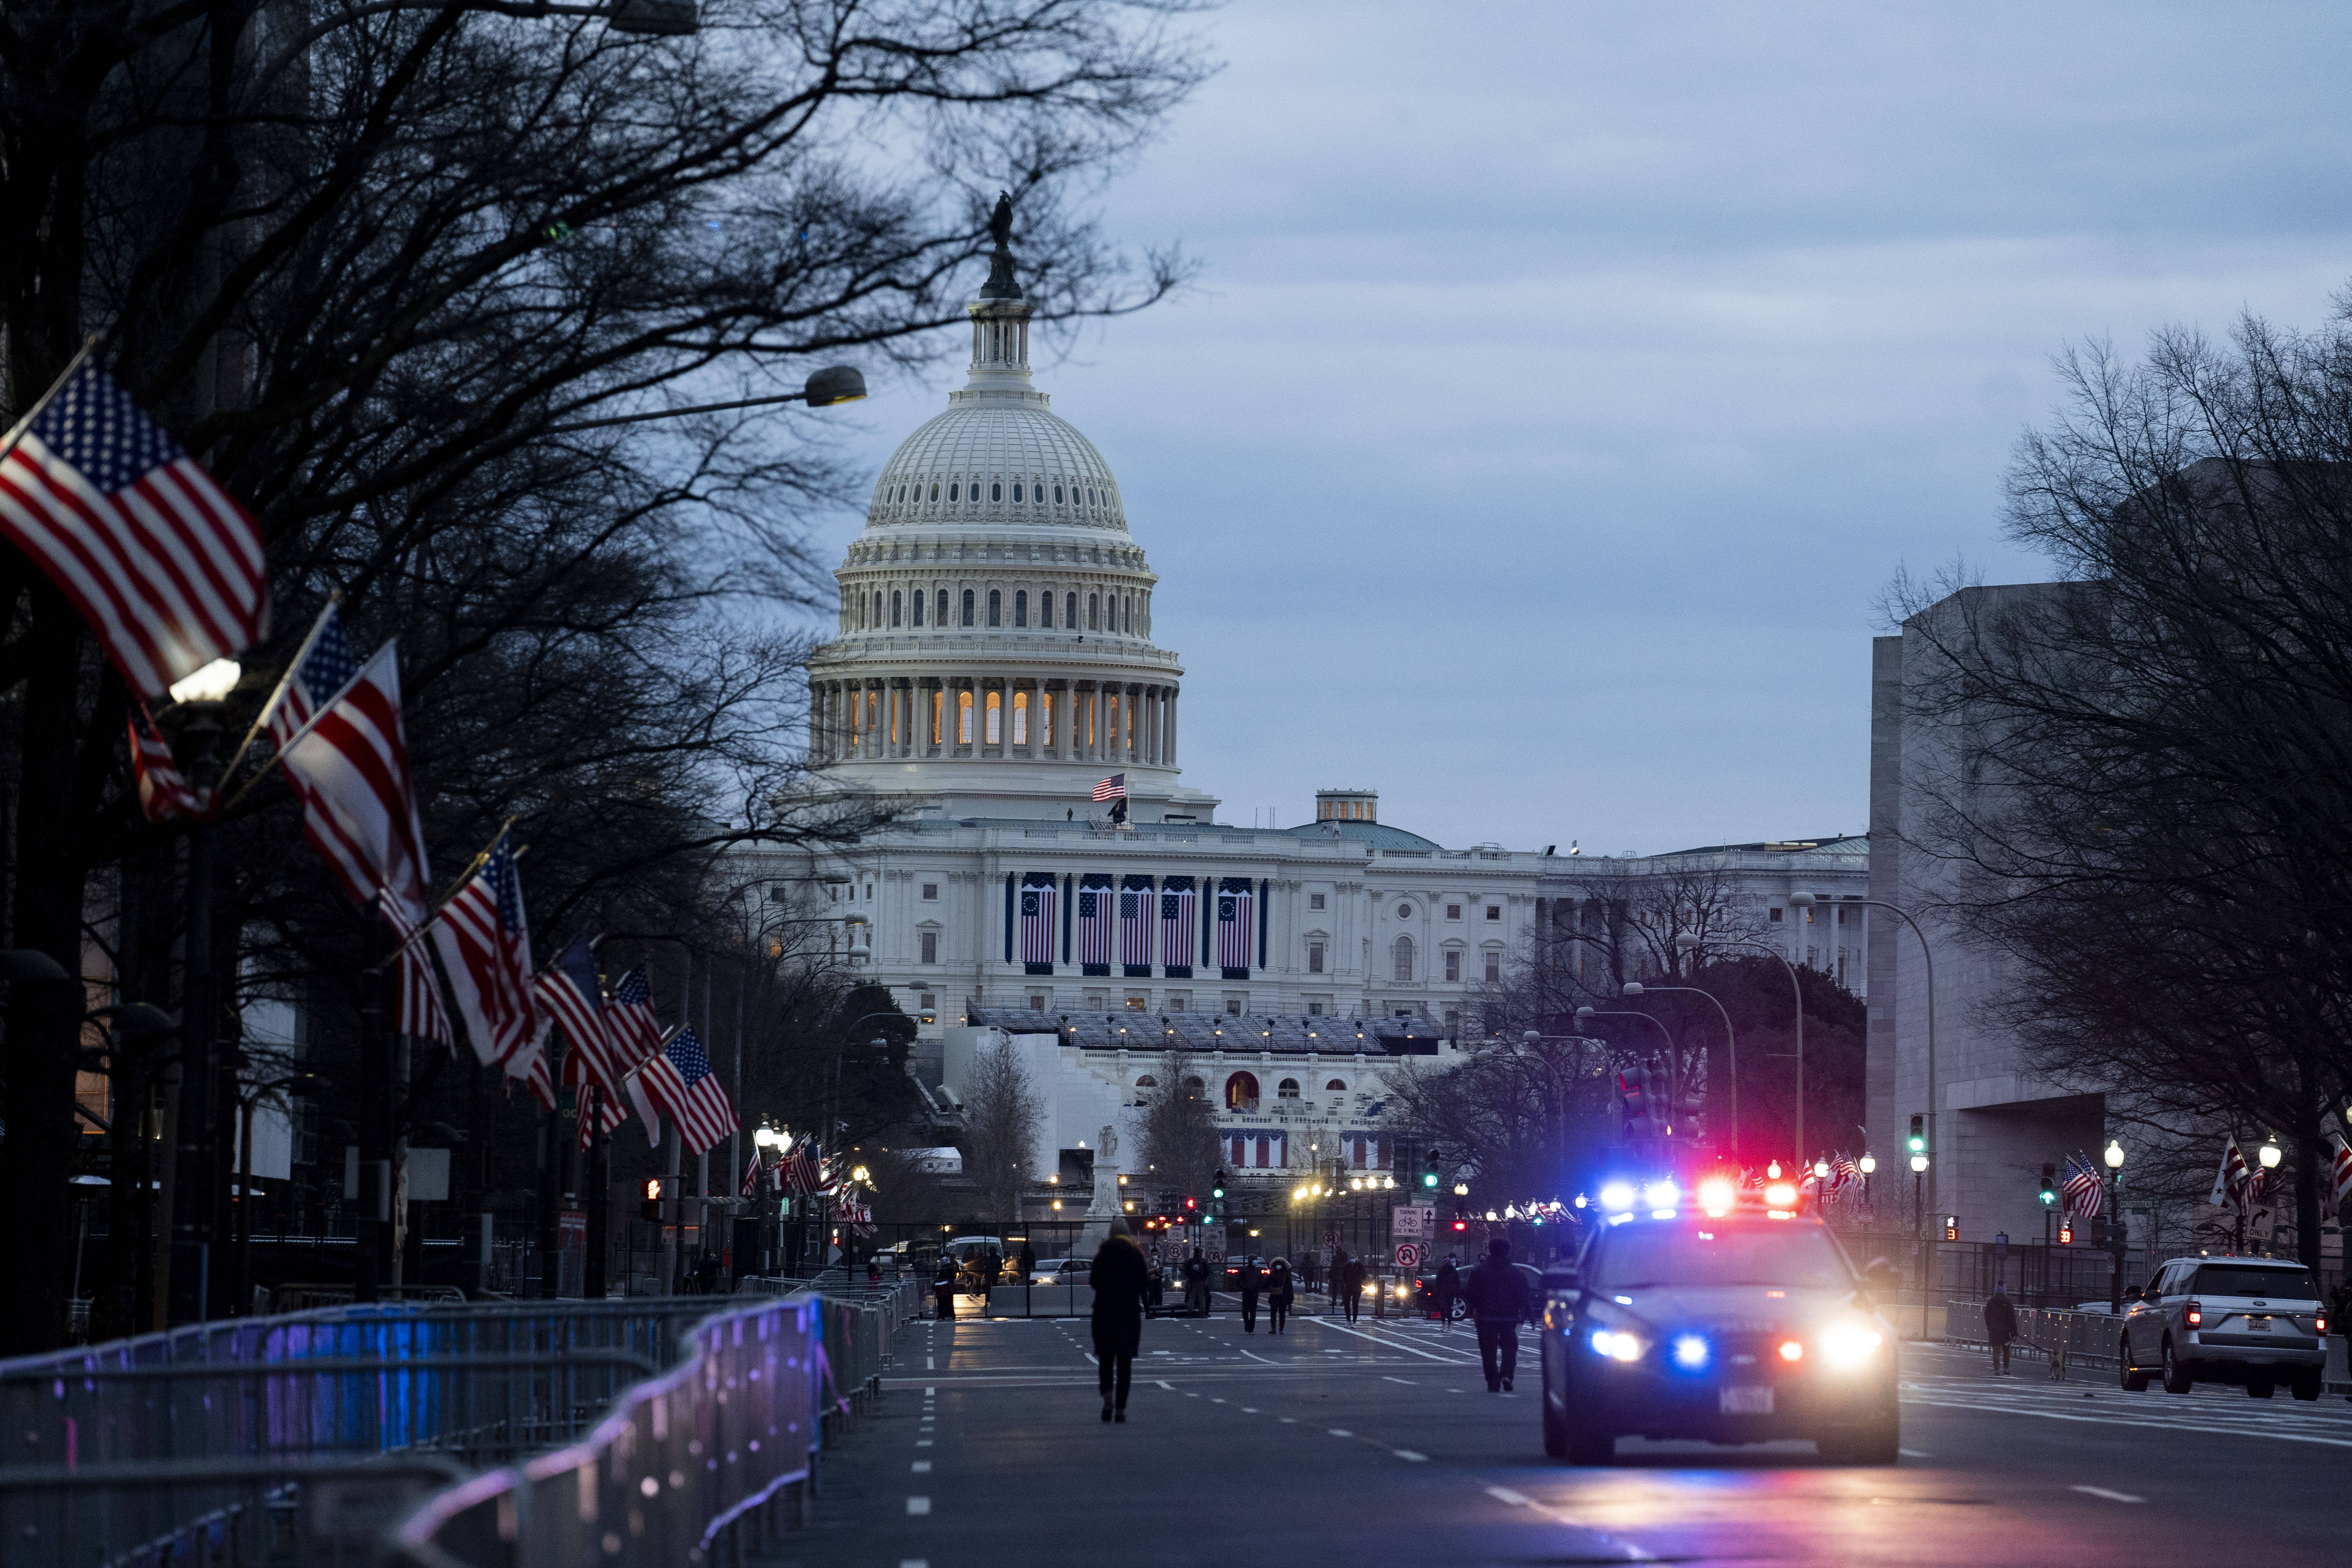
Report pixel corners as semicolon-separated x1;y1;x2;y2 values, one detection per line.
640;1176;664;1221
1450;1216;1469;1234
1620;1067;1657;1138
2092;1214;2112;1249
1906;1114;1926;1156
1211;1169;1227;1200
1182;1195;1198;1217
1943;1216;1959;1241
1424;1147;1441;1189
2037;1164;2058;1208
2058;1222;2074;1245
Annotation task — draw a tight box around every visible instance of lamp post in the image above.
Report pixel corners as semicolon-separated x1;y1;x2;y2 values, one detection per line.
2104;1138;2127;1313
1642;947;1745;1158
1811;893;1939;1230
1858;1152;1878;1247
1910;1151;1931;1339
1677;929;1806;1169
2258;1136;2282;1254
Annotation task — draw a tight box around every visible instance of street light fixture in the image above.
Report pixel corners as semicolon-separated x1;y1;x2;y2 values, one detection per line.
168;657;241;704
2258;1137;2282;1171
2103;1140;2125;1171
2103;1138;2128;1313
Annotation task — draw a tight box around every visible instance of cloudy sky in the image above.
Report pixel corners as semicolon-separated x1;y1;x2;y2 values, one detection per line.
806;1;2352;852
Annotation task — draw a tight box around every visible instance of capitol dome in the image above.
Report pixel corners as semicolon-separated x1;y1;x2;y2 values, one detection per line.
805;202;1215;824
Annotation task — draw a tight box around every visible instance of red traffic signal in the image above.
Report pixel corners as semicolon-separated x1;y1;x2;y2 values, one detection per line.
1183;1196;1198;1212
1450;1218;1468;1232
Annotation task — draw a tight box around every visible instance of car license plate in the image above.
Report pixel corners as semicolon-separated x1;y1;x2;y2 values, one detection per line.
2249;1318;2270;1332
1720;1386;1773;1414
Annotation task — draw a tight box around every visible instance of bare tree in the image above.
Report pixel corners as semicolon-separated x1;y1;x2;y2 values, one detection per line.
1132;1047;1220;1201
959;1038;1042;1229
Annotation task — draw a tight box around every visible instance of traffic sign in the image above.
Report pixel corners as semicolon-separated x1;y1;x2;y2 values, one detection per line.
1993;1232;2008;1258
1392;1204;1436;1238
1321;1225;1339;1249
1394;1242;1422;1269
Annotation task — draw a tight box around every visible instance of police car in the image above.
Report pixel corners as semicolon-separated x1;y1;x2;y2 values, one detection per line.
1539;1175;1901;1465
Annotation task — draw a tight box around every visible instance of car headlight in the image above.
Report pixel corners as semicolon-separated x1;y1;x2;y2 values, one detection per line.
1599;1181;1635;1212
1670;1334;1709;1369
1819;1322;1885;1369
1589;1329;1644;1362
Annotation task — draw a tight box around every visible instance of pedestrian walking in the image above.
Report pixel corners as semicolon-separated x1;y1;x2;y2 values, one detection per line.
1984;1286;2017;1374
980;1248;1002;1317
933;1257;958;1321
1434;1256;1461;1331
1239;1255;1264;1331
1182;1247;1210;1315
1268;1256;1293;1334
1340;1252;1366;1324
1303;1251;1321;1298
1091;1220;1150;1423
1463;1236;1532;1392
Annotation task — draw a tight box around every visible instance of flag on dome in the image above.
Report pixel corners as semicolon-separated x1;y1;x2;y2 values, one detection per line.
1075;876;1113;967
1018;875;1057;967
1092;772;1125;802
127;704;216;822
0;356;268;699
632;1024;735;1156
1216;879;1253;973
1159;878;1197;972
2062;1152;2102;1218
1118;877;1153;968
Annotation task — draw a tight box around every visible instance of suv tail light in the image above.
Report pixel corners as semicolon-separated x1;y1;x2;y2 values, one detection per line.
2318;1314;2330;1335
2184;1299;2203;1328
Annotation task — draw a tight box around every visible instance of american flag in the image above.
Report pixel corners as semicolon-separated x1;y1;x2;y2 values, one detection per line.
1216;880;1253;973
1076;877;1113;966
1092;772;1125;802
633;1025;735;1155
267;607;433;926
741;1147;764;1198
1834;1154;1862;1193
2062;1152;2102;1218
537;936;628;1146
1019;877;1058;965
382;902;454;1049
126;704;215;822
2210;1134;2252;1217
434;831;540;1070
1118;878;1153;967
608;965;667;1147
785;1138;824;1197
563;1045;626;1148
0;357;268;699
1159;878;1196;971
2327;1132;2352;1220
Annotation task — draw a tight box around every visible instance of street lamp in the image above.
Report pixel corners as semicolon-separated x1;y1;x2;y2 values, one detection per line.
548;363;866;432
1678;927;1805;1166
1633;947;1744;1156
2104;1139;2127;1313
1909;1152;1930;1340
1808;891;1940;1232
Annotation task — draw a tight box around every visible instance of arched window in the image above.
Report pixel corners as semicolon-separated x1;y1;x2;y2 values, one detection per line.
873;592;883;626
911;590;924;626
1325;1078;1347;1092
890;590;902;627
853;595;864;630
1038;590;1052;628
962;589;975;626
1065;592;1077;628
929;483;940;502
1054;484;1065;504
991;481;1003;501
1012;483;1022;502
1182;1075;1205;1098
1123;596;1133;633
949;483;960;502
1277;1078;1300;1099
984;689;1001;744
987;590;1002;627
956;689;973;744
1393;935;1414;982
935;589;948;627
1225;1071;1260;1112
1135;1074;1157;1089
1014;590;1028;627
1089;593;1100;630
1087;487;1096;505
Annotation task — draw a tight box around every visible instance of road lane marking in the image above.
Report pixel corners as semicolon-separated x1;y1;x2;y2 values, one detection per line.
911;1461;932;1473
1383;1376;1418;1386
1485;1486;1531;1506
1902;1394;2352;1449
906;1497;931;1515
1238;1347;1281;1366
1328;1428;1353;1437
1156;1380;1174;1389
1394;1449;1429;1461
925;1387;935;1396
1210;1397;1225;1404
1310;1320;1479;1364
2071;1485;2145;1503
926;1357;934;1369
1899;1449;1932;1458
915;1440;932;1447
1279;1417;1297;1423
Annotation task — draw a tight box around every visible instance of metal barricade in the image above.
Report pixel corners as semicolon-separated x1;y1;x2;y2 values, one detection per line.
1945;1298;2123;1374
0;1298;718;1568
388;1295;832;1568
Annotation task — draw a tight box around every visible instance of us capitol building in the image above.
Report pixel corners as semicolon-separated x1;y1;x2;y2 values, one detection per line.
764;209;1868;1190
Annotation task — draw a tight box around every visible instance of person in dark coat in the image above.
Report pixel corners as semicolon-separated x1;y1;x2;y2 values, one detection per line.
1434;1257;1462;1332
1238;1255;1264;1331
981;1248;1002;1316
1463;1236;1532;1392
1267;1257;1294;1334
1984;1287;2018;1374
1339;1252;1366;1323
1091;1220;1150;1422
1181;1247;1210;1315
933;1256;958;1321
1302;1251;1321;1296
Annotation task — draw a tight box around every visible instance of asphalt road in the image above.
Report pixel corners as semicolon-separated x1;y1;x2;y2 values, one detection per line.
753;1299;2352;1567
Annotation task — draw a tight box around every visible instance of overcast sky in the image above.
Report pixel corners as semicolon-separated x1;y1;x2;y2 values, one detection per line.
805;1;2352;853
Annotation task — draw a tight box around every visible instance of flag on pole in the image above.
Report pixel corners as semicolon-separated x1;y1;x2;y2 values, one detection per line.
1092;772;1125;802
1018;875;1057;967
268;607;432;926
126;704;216;822
786;1138;824;1196
1158;877;1196;972
608;965;666;1147
630;1024;736;1156
0;356;268;699
563;1047;625;1148
382;903;454;1048
2327;1132;2352;1220
536;936;629;1147
2210;1135;2252;1217
434;831;539;1070
2062;1152;2103;1218
741;1147;763;1197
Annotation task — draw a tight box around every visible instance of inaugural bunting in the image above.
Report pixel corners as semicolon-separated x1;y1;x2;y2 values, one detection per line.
1216;878;1253;976
1159;877;1196;976
1118;875;1153;972
1075;873;1114;970
1019;874;1057;972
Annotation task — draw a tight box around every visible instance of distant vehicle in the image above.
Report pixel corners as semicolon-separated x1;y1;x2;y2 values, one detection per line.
2120;1256;2327;1400
1539;1194;1900;1465
1029;1258;1092;1286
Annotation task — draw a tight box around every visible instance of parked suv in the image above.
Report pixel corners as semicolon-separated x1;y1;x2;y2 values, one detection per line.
2120;1255;2328;1399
